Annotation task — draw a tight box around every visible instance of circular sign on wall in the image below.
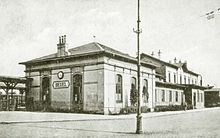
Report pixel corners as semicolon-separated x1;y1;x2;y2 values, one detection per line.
57;71;64;79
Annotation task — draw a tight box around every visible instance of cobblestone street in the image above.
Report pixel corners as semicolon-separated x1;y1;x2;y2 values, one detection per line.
0;108;220;138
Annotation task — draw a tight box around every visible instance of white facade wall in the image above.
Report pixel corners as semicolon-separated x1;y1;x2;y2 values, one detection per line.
26;71;41;101
165;66;178;83
192;89;204;109
155;87;184;106
84;64;104;112
177;68;199;85
51;68;71;109
103;57;156;114
162;65;199;86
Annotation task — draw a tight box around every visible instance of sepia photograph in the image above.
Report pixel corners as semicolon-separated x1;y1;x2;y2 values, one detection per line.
0;0;220;137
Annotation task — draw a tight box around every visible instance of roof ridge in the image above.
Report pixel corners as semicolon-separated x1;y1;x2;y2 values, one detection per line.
141;53;179;68
94;42;104;51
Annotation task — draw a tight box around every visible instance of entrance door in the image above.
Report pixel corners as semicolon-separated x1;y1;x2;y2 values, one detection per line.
193;93;196;108
72;74;83;112
42;77;51;111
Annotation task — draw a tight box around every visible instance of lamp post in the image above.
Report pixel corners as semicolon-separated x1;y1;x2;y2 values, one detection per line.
133;0;143;134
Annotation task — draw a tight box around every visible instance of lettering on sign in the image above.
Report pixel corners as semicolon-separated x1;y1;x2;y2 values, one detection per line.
53;80;70;89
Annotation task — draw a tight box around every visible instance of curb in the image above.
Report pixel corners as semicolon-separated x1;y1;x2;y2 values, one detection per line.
0;107;219;124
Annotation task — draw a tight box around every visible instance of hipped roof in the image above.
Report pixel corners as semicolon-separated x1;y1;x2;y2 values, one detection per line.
19;42;157;69
141;53;199;76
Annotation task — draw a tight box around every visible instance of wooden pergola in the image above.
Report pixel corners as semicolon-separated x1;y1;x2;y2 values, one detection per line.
0;76;32;111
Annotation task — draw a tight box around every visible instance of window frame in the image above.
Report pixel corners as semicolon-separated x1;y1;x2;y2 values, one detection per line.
175;91;178;102
155;89;157;102
180;75;182;84
169;90;172;102
161;90;165;102
131;77;136;88
142;79;149;103
174;74;176;83
116;74;123;103
168;72;171;83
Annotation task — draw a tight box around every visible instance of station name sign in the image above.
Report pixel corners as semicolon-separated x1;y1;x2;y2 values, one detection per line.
53;80;70;89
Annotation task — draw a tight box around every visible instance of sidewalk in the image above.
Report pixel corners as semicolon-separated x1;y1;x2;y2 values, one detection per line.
0;107;219;124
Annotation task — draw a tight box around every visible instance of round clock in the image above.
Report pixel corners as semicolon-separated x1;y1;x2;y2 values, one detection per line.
57;71;64;79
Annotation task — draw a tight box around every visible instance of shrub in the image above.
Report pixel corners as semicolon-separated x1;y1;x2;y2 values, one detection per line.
120;108;129;114
154;105;183;112
187;105;193;110
141;106;151;113
130;84;138;106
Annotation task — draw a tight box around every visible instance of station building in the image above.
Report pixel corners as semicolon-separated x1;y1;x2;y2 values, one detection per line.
20;36;157;114
20;35;209;114
141;53;207;109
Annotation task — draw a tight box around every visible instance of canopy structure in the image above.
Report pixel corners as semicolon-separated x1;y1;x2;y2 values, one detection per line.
0;75;32;111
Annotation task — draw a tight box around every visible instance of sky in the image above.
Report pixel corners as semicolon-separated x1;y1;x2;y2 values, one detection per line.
0;0;219;87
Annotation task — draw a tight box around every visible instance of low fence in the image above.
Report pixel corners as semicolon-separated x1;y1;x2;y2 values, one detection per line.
0;96;25;111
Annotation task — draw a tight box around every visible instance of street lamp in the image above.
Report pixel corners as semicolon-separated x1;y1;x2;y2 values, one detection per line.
133;0;143;134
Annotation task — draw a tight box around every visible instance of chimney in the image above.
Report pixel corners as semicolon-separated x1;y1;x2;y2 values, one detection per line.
184;60;187;67
57;35;67;57
151;51;154;56
174;57;177;63
158;50;161;60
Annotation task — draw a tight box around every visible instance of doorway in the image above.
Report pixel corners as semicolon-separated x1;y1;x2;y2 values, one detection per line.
72;74;83;112
193;92;196;108
42;76;51;111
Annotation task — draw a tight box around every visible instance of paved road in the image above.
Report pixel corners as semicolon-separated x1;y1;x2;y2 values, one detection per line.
0;108;220;138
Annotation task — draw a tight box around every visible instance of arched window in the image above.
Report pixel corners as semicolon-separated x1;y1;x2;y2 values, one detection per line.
131;77;136;88
73;74;83;104
130;77;137;106
41;76;51;110
142;79;149;103
116;74;123;102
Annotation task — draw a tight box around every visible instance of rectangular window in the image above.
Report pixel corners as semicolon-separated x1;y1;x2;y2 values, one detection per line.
168;73;171;83
155;89;157;102
169;91;172;102
175;91;178;102
162;90;165;102
197;91;200;102
116;74;123;102
116;84;122;102
184;77;186;84
180;75;182;84
174;74;176;83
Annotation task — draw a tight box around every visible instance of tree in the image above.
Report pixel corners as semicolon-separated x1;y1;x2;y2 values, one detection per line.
130;84;138;106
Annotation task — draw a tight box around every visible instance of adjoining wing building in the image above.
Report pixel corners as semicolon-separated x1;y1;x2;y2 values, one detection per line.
20;36;209;114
